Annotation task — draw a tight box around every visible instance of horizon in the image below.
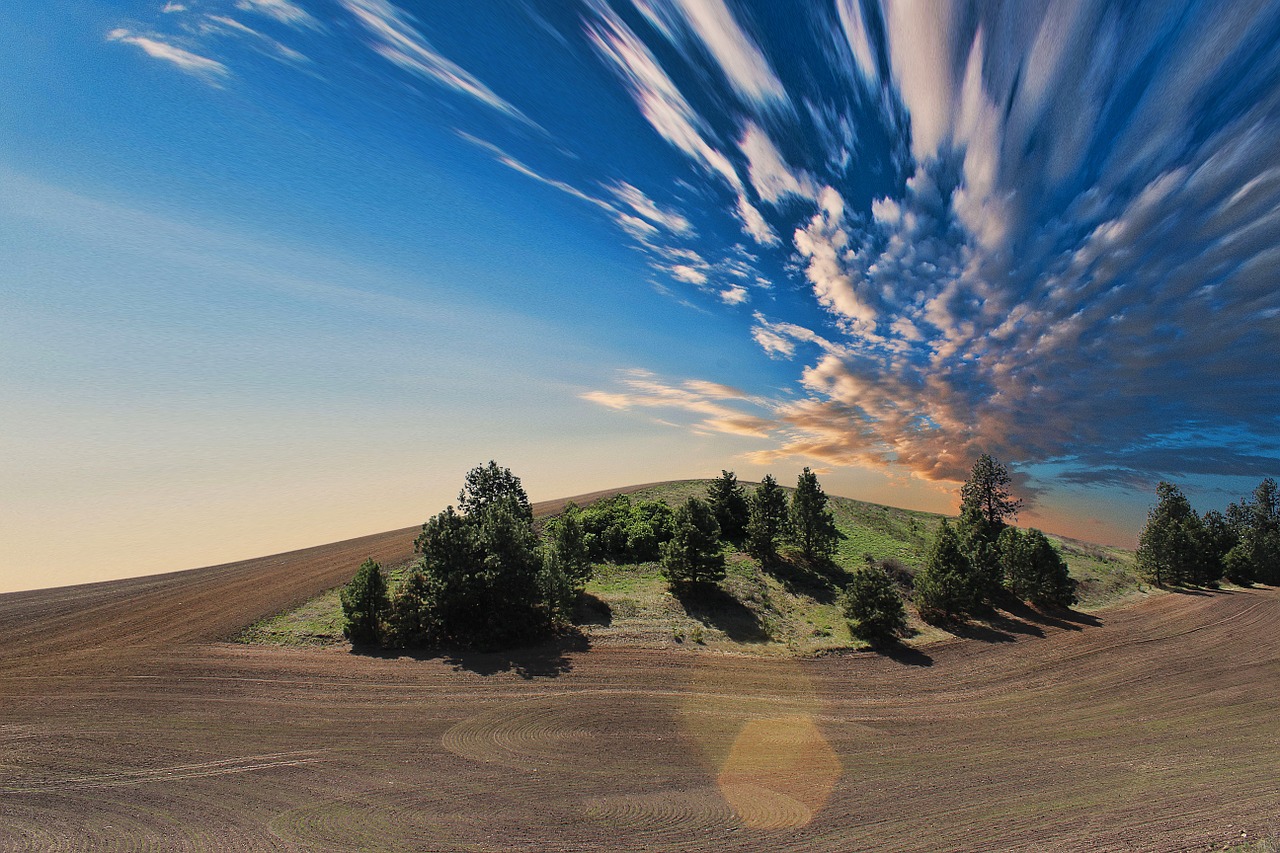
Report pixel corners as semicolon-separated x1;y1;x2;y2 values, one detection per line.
5;0;1280;593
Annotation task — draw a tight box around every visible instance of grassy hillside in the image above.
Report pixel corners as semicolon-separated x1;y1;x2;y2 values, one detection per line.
239;479;1141;655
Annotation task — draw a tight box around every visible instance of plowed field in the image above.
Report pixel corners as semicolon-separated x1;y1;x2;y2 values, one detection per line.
1;517;1276;851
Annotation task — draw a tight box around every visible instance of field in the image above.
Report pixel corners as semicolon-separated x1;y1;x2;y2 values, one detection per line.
0;487;1277;851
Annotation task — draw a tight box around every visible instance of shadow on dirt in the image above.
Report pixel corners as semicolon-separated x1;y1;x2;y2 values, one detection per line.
872;638;934;667
1004;600;1101;631
674;584;770;643
352;630;588;679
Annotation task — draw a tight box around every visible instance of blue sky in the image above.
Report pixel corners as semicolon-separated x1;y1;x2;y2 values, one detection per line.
4;0;1280;591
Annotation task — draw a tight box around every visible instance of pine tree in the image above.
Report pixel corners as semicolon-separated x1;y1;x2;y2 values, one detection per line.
340;558;390;645
957;454;1021;599
545;502;592;590
706;470;750;541
661;497;724;587
746;474;789;564
999;527;1077;607
790;468;839;562
842;565;907;641
1136;482;1202;587
915;520;981;622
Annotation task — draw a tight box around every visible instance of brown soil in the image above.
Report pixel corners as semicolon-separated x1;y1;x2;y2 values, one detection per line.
0;512;1276;851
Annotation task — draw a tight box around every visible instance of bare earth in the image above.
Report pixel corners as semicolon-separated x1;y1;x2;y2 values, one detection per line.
1;510;1276;851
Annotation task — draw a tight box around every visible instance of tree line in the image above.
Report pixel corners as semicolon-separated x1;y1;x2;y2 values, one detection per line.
1136;478;1280;587
339;463;845;649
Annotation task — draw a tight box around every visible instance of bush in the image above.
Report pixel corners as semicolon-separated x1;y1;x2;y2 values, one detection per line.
842;566;907;641
339;558;389;645
661;497;724;587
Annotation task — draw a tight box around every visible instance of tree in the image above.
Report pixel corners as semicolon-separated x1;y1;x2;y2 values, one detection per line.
340;558;390;645
915;520;981;622
842;565;907;641
707;470;750;542
1195;509;1235;586
1136;482;1202;587
790;468;839;562
408;463;551;649
384;568;436;648
545;502;592;590
457;460;532;522
998;528;1077;608
957;454;1022;598
746;474;789;564
959;453;1023;531
661;497;724;587
1230;478;1280;585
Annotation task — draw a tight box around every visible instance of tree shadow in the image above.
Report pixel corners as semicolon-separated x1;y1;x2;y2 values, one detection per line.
871;637;933;667
946;620;1016;643
573;592;612;627
759;556;839;604
674;584;770;643
982;609;1046;639
1002;599;1086;632
353;630;588;680
1168;586;1212;596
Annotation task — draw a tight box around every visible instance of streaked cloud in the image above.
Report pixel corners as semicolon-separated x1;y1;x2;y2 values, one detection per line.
235;0;318;29
340;0;534;126
107;28;229;82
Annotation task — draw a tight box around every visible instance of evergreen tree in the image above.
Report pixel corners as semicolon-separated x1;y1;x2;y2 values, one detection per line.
999;527;1077;607
1235;478;1280;585
661;497;724;587
790;467;839;562
1136;482;1202;587
746;474;789;564
706;470;750;542
915;520;981;622
339;557;390;645
957;454;1021;598
842;565;907;641
457;460;533;522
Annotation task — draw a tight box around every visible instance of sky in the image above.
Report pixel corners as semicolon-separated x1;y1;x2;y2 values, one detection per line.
4;0;1280;593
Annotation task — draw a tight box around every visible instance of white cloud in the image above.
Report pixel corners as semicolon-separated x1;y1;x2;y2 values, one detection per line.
646;0;787;109
719;285;749;304
738;121;815;204
735;193;778;245
835;0;877;83
235;0;318;29
341;0;534;127
107;29;229;82
608;182;693;235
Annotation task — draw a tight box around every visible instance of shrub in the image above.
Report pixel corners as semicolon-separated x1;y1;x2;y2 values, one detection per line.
842;565;907;641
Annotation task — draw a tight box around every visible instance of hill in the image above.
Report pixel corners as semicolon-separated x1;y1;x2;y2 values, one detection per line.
0;503;1275;852
239;479;1141;655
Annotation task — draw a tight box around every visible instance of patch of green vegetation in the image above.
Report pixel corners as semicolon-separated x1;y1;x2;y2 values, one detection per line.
240;479;1139;655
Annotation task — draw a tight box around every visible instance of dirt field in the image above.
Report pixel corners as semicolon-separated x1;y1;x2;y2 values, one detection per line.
1;517;1276;851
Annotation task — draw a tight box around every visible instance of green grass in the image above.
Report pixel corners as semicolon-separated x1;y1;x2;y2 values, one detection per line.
238;479;1141;655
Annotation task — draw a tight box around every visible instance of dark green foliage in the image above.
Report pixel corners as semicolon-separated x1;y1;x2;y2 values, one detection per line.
959;453;1023;530
1136;482;1205;587
661;497;725;587
998;527;1077;608
457;460;532;522
545;502;592;590
915;519;981;622
1227;478;1280;585
790;467;839;562
707;470;750;541
957;454;1021;598
1194;509;1235;586
394;463;553;649
384;569;436;648
841;565;907;640
746;474;789;563
339;558;389;645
